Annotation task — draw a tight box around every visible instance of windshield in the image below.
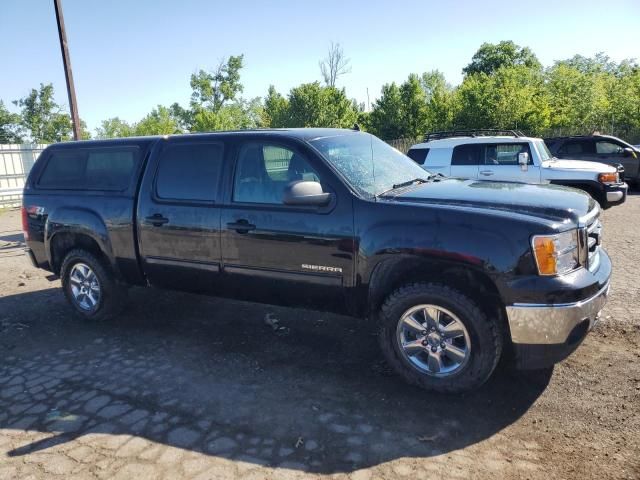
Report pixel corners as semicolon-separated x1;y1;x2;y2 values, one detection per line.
534;140;553;161
309;133;431;198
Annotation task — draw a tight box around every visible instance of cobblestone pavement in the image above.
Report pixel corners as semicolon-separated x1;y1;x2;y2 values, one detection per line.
0;196;639;480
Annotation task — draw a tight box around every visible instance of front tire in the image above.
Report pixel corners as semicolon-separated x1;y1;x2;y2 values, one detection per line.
378;282;502;393
60;249;127;321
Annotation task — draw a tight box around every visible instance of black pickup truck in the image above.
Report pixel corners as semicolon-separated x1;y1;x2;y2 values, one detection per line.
22;129;611;393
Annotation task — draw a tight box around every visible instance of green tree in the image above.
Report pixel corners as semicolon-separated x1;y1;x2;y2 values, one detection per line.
368;74;432;139
399;74;429;138
557;52;638;76
95;117;135;138
169;102;193;131
608;68;640;135
0;100;24;143
263;85;290;128
190;55;244;112
191;98;264;132
134;105;181;135
463;41;541;76
368;83;404;139
421;70;455;131
455;66;550;134
13;83;75;142
286;82;358;128
546;63;609;132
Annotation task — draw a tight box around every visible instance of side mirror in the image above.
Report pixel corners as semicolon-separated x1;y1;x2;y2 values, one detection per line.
283;181;332;206
518;152;529;171
623;147;634;158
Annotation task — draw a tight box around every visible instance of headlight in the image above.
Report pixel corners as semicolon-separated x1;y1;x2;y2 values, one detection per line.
598;172;619;184
532;229;580;275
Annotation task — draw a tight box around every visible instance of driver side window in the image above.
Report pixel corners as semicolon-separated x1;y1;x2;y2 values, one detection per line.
596;141;623;155
483;143;532;165
233;143;320;205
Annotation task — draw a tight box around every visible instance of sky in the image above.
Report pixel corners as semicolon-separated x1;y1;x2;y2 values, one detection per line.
1;0;639;133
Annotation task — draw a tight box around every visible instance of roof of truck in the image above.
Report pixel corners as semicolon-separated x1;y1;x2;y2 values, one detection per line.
412;135;543;149
47;128;363;149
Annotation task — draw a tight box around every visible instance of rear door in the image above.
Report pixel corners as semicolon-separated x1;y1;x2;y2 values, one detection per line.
220;138;355;313
477;142;541;183
556;139;595;161
137;138;225;292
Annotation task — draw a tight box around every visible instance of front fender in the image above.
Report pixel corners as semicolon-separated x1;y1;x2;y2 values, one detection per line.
354;202;545;315
45;206;114;268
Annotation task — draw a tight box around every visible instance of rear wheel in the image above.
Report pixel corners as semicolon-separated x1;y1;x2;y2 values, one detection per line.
378;282;502;393
60;249;127;320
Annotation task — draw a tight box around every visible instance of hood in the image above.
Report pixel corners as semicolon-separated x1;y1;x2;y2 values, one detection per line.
542;158;616;172
386;178;595;224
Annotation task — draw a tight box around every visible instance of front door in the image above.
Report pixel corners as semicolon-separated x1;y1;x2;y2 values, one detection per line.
591;139;639;179
137;139;225;292
220;139;355;313
477;142;541;183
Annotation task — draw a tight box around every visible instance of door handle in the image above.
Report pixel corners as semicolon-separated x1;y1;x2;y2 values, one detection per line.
227;220;256;233
479;170;494;176
146;214;169;226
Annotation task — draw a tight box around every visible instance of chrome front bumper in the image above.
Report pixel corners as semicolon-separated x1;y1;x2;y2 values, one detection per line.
606;190;624;202
506;282;610;345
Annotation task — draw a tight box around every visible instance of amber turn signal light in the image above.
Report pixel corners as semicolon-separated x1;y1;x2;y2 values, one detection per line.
598;172;618;184
532;236;557;275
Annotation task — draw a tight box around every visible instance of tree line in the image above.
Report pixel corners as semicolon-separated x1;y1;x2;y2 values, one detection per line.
1;41;639;144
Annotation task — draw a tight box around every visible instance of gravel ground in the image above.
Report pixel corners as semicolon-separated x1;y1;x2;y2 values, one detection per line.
0;196;639;480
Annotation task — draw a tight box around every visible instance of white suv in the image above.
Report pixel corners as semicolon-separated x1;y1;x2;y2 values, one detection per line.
408;130;628;209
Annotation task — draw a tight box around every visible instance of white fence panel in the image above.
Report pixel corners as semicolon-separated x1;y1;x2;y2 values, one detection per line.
0;144;48;207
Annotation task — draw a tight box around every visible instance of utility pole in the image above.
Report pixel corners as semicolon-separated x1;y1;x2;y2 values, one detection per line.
53;0;82;140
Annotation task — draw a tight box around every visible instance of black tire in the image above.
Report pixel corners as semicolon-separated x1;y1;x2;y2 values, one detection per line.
378;282;502;393
60;249;127;321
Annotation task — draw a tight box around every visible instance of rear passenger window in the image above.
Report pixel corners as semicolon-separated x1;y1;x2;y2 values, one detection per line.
451;145;480;165
559;141;593;155
155;143;223;202
85;151;137;189
407;148;430;165
38;147;137;190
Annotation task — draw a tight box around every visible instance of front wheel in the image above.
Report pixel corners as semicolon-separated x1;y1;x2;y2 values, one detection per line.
60;249;127;320
378;283;502;393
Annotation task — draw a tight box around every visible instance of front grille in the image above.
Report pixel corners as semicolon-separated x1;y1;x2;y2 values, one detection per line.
585;213;602;272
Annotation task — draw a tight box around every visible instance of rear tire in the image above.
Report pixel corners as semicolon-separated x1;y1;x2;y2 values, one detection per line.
60;249;127;321
378;282;502;393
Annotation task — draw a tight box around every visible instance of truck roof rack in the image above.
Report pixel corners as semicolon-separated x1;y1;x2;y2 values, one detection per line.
424;129;526;142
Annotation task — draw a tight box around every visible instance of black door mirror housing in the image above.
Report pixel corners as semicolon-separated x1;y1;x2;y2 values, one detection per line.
283;181;332;206
623;147;634;158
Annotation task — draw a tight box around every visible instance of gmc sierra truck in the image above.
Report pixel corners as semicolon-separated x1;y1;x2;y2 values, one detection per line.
22;129;611;393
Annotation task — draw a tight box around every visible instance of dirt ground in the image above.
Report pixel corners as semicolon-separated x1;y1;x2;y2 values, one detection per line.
0;196;638;480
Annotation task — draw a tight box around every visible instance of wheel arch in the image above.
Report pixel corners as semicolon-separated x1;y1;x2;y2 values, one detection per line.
45;207;115;276
367;256;510;341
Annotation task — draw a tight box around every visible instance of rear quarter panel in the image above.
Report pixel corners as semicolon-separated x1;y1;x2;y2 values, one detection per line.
23;139;155;283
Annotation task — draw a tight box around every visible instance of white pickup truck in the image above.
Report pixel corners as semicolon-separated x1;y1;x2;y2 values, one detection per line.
408;130;628;208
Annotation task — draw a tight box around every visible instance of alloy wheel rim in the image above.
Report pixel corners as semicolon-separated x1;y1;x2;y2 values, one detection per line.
69;263;101;311
396;304;471;377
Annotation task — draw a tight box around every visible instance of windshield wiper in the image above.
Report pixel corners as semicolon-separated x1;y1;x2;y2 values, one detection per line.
392;177;428;189
378;176;432;197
